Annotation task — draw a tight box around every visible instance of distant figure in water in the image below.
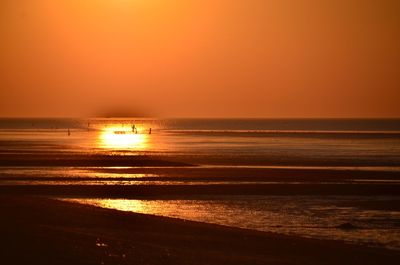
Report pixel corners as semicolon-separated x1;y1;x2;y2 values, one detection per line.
131;124;135;132
149;128;152;134
67;129;70;136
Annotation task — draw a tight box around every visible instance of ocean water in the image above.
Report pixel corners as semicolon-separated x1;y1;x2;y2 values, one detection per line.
1;118;400;166
1;118;400;249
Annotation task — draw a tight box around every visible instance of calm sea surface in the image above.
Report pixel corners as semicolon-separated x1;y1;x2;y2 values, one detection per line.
1;118;400;249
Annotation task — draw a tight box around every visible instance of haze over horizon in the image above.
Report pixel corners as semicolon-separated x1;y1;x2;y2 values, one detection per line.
1;0;399;118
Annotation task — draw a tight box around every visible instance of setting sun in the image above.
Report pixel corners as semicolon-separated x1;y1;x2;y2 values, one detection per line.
99;126;148;150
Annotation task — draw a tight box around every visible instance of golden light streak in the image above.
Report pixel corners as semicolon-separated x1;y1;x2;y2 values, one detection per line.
99;126;149;150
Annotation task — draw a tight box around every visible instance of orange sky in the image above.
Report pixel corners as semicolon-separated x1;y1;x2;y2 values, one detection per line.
1;0;399;118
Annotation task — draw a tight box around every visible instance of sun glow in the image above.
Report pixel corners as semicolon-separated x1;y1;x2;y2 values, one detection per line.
99;126;149;150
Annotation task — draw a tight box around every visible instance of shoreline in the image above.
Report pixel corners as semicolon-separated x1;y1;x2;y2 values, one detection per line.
1;196;399;265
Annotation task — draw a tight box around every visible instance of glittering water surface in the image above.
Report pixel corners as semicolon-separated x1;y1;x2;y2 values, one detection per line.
67;196;400;250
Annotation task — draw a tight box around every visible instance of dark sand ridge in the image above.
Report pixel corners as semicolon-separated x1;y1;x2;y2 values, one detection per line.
1;183;400;197
1;150;400;167
2;167;400;189
2;167;400;180
2;167;400;197
0;154;193;167
1;196;399;265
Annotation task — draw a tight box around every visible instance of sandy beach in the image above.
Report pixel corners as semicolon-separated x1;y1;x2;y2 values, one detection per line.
1;118;399;263
1;195;399;265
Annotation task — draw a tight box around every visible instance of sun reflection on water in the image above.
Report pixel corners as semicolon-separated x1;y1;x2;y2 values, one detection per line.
99;126;149;150
80;199;149;213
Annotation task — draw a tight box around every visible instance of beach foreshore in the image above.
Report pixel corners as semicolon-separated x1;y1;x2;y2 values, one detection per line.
1;183;400;197
1;166;400;197
0;196;398;265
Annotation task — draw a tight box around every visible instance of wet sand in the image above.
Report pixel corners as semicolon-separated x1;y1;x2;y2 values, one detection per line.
0;153;193;167
1;166;400;197
1;183;400;197
1;196;399;265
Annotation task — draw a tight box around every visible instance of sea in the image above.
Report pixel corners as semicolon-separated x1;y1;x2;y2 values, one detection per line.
1;118;400;249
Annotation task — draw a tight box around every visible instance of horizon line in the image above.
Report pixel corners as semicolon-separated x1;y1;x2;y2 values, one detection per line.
0;116;399;120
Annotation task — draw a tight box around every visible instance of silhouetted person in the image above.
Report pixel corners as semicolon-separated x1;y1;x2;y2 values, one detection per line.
67;129;70;136
149;128;152;134
132;124;135;132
